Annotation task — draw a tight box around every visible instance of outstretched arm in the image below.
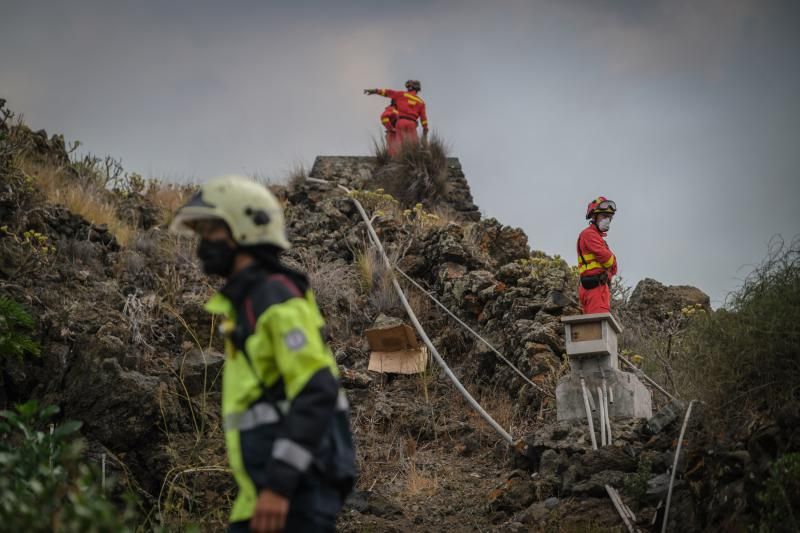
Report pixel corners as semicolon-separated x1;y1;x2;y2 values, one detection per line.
364;88;404;99
419;102;429;133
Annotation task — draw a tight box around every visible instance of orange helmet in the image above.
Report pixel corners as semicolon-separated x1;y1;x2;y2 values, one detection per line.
585;196;617;220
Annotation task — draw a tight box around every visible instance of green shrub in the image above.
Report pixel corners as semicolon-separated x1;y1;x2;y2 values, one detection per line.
623;458;652;502
675;236;799;424
758;453;800;533
0;400;138;532
0;296;40;360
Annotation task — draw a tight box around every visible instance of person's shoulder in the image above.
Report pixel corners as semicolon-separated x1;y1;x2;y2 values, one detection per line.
247;274;303;317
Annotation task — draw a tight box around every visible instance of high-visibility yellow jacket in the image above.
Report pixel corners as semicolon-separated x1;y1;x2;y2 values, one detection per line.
204;265;352;523
577;223;618;279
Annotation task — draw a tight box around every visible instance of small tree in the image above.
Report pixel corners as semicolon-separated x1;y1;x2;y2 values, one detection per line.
0;400;138;532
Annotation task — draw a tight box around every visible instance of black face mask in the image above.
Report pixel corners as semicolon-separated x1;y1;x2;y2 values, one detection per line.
197;239;237;277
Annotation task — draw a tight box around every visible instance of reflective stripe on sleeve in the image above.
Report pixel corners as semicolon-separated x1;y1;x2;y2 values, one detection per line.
602;255;615;268
224;402;281;431
272;438;313;472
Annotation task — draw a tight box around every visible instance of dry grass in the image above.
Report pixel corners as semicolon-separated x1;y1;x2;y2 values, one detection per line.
286;163;307;191
144;180;195;226
22;159;136;246
354;243;401;316
371;133;451;208
403;459;439;497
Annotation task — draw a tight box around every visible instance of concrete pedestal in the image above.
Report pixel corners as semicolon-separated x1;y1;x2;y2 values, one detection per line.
556;366;652;421
557;313;653;421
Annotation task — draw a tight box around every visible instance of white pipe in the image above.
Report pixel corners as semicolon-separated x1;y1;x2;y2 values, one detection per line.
597;386;606;447
603;380;613;445
662;399;697;533
606;485;635;533
395;267;553;398
347;187;515;444
619;353;677;402
580;378;598;450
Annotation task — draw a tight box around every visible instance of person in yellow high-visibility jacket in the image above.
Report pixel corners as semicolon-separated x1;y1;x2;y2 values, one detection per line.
170;175;355;533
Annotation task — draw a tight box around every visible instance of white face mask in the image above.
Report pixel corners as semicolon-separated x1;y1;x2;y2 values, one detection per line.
597;217;611;232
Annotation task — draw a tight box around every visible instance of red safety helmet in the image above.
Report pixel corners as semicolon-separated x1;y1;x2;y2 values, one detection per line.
585;196;617;220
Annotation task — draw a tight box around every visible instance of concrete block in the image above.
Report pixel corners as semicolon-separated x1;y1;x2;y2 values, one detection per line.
556;368;652;421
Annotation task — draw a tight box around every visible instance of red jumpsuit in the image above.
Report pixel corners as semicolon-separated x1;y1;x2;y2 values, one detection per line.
380;103;400;155
577;223;618;314
376;89;428;148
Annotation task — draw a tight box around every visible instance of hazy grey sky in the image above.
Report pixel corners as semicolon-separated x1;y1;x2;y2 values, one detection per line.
3;0;799;305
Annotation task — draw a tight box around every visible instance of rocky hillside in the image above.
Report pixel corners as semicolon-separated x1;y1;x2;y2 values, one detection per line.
2;104;795;532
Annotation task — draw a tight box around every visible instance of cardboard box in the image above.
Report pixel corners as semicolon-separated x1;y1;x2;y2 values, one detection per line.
366;324;428;374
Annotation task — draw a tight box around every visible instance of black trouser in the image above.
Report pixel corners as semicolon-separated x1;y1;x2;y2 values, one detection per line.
228;475;343;533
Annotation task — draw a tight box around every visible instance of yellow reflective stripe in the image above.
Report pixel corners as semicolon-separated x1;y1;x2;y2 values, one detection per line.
379;89;387;96
578;262;603;273
421;120;428;126
577;252;596;263
602;255;615;268
381;118;390;123
404;92;423;103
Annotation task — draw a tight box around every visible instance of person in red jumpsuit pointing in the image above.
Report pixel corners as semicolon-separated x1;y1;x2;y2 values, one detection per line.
364;80;428;152
380;100;400;155
577;197;618;314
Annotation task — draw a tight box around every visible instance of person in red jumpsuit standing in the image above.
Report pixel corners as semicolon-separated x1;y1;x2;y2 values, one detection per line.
380;100;400;155
364;80;428;152
577;197;618;314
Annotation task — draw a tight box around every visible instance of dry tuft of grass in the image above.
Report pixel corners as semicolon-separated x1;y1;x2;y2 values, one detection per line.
22;159;136;246
371;133;451;208
354;243;401;316
144;180;195;226
286;163;307;191
403;460;439;497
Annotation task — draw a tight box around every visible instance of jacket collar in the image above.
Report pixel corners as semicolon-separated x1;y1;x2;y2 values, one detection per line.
219;264;268;308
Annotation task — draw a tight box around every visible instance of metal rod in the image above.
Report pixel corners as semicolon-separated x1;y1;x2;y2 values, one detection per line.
662;399;697;533
581;378;598;450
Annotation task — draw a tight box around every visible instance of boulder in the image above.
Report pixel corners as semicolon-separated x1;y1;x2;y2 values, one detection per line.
628;278;710;321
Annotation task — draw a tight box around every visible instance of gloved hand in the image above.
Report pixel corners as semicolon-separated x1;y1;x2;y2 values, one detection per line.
363;89;377;95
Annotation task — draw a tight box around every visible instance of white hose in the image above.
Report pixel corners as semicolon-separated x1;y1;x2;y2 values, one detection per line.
618;353;678;402
581;377;598;450
603;380;613;445
395;267;554;398
340;181;515;444
661;399;697;533
597;386;606;447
